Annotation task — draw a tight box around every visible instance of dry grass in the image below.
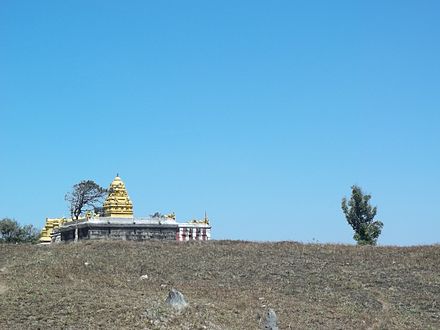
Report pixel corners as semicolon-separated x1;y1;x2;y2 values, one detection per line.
0;240;439;329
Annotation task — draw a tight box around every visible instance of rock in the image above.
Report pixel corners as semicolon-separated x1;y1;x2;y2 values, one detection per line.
0;283;8;295
140;274;149;280
165;288;188;311
263;308;278;330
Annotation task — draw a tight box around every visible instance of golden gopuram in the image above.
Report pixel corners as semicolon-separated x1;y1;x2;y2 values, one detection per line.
102;175;134;218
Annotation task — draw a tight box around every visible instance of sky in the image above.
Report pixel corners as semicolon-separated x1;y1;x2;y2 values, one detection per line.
1;1;439;245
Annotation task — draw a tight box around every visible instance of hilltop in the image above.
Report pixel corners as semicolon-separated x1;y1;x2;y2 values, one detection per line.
0;241;439;329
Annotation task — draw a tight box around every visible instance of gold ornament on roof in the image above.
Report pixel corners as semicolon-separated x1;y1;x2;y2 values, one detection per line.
188;212;210;225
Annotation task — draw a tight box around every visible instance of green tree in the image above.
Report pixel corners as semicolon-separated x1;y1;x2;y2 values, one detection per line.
341;185;383;245
17;224;40;243
65;180;107;220
0;218;40;243
0;218;19;243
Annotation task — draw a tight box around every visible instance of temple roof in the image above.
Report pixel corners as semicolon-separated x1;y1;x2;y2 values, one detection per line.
103;175;134;218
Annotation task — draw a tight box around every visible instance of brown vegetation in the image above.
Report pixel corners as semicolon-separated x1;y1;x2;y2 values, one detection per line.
0;241;439;329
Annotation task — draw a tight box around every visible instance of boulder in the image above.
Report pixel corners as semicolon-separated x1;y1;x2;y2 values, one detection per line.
165;288;188;311
263;308;278;330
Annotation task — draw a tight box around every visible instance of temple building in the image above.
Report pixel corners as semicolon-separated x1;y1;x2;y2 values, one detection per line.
40;175;211;243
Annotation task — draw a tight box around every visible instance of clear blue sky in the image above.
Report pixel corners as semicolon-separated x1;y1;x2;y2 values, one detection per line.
1;1;439;245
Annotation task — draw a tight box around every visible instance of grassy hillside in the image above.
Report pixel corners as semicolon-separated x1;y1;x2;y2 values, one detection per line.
0;241;439;329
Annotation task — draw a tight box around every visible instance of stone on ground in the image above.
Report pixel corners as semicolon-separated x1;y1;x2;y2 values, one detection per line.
165;288;188;311
263;308;278;330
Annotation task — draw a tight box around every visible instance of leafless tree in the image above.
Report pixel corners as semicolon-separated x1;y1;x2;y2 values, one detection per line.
65;180;107;220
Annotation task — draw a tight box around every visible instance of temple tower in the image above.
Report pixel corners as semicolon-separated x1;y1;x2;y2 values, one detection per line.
103;175;134;218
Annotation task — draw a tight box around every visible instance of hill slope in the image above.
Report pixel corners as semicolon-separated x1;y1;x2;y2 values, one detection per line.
0;241;439;329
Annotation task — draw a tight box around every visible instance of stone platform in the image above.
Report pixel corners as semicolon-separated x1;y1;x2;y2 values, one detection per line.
55;218;179;242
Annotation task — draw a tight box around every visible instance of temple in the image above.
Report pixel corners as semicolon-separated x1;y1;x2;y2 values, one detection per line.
40;175;211;243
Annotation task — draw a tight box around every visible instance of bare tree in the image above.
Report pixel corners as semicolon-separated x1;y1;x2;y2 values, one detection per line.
65;180;107;220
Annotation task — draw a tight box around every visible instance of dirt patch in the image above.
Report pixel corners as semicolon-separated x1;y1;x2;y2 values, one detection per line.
0;241;439;329
0;283;7;295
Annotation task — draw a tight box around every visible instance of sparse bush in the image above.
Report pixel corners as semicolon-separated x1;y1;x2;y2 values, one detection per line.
0;218;40;243
341;185;383;245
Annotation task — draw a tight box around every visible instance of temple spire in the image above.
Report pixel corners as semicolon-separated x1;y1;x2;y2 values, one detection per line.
103;175;133;218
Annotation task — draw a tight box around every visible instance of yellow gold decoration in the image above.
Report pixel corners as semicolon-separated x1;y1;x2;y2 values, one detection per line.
103;175;134;218
39;218;67;243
